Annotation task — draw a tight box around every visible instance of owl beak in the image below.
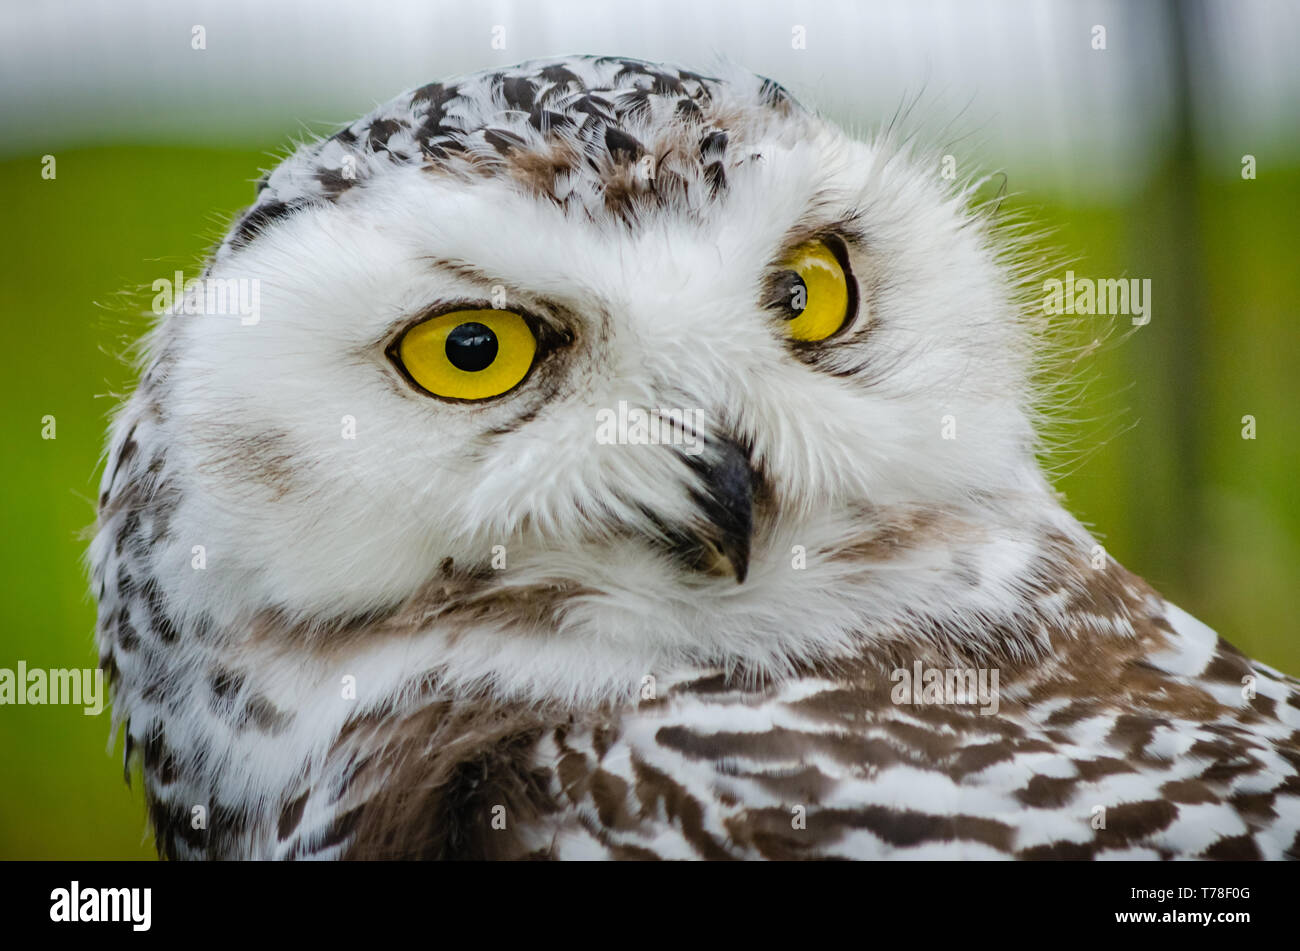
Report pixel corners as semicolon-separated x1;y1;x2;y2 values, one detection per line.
677;434;755;584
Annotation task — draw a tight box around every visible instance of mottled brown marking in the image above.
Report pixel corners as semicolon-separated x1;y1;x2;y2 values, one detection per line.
278;789;310;840
1158;778;1219;805
654;724;903;772
1017;840;1096;860
1093;799;1178;848
1073;756;1137;782
632;758;733;860
588;769;636;830
1202;834;1263;860
1107;714;1168;757
1017;774;1080;809
243;693;292;734
335;699;560;859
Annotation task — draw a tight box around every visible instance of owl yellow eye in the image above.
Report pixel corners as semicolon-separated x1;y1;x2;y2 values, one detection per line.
766;238;854;342
391;309;538;401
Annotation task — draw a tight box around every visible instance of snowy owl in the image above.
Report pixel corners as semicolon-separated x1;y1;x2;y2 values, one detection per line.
90;55;1300;860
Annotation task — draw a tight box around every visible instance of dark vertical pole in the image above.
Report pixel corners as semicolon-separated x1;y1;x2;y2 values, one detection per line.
1129;0;1211;595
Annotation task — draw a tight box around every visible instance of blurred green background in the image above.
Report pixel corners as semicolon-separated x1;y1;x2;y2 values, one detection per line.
1;0;1297;859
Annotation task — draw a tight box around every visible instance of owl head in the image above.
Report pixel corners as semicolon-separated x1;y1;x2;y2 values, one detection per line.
98;56;1060;705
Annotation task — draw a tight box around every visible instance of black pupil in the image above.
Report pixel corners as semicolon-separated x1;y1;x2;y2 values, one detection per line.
445;322;498;372
769;271;807;318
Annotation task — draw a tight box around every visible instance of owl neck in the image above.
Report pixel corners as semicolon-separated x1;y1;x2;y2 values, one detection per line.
104;475;1143;855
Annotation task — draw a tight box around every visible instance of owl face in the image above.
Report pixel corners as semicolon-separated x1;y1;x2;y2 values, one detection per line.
126;57;1042;700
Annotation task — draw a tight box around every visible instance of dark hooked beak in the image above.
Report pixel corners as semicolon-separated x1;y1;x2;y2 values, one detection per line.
669;434;756;584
